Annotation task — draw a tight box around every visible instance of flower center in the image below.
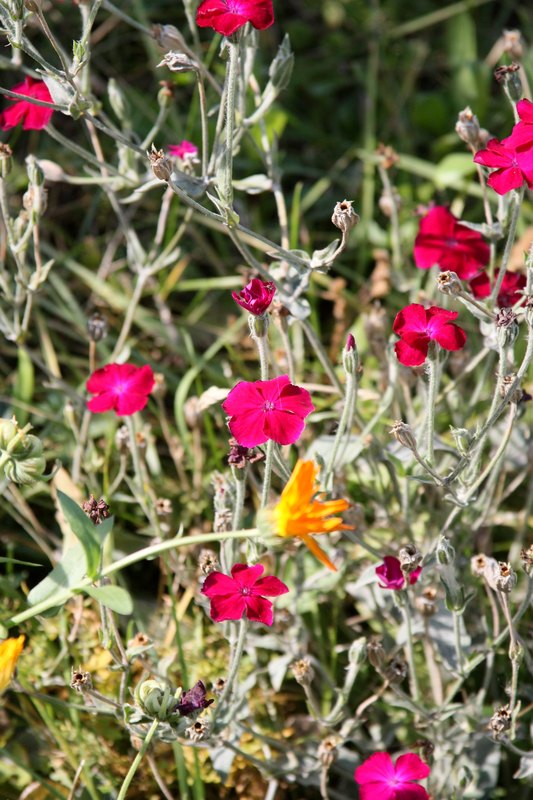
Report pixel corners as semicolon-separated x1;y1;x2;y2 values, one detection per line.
240;587;251;596
263;401;275;412
445;237;457;248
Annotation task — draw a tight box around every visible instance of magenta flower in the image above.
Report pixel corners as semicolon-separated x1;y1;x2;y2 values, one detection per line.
376;557;422;590
222;374;314;447
86;363;155;416
507;98;533;149
393;304;467;367
196;0;274;36
232;278;276;316
201;563;289;626
413;206;489;280
168;140;199;160
355;752;430;800
473;136;533;195
0;78;54;131
469;269;526;308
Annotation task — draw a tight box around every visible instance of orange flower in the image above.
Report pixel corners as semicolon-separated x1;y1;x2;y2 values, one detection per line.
271;460;350;571
0;634;25;693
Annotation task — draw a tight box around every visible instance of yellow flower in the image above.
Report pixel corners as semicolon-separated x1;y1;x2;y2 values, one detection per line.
271;460;350;571
0;634;25;693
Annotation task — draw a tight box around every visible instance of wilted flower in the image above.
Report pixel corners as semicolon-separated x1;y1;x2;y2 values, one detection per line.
232;278;276;316
354;752;430;800
331;199;360;233
376;556;422;590
174;680;214;716
270;459;350;571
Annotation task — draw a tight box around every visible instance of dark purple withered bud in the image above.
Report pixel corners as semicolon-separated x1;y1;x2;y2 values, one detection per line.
174;680;214;717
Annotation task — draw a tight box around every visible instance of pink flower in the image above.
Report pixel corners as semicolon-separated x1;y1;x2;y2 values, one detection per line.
232;278;276;316
222;374;314;447
393;303;467;367
505;98;533;150
376;557;422;590
469;269;526;308
201;563;289;626
168;140;198;160
86;363;155;416
196;0;274;36
414;206;489;280
355;752;430;800
473;136;533;195
0;78;54;131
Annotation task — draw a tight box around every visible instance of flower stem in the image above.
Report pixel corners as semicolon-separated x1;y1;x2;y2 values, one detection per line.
401;594;420;702
116;718;159;800
424;348;439;465
453;610;465;675
222;40;240;209
491;187;524;306
324;370;357;489
212;617;247;728
260;439;274;509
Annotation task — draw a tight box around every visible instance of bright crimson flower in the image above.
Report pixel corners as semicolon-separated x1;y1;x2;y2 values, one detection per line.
232;278;276;316
168;140;198;160
413;206;489;280
355;752;430;800
86;363;155;416
222;374;314;447
393;303;467;367
201;563;289;626
196;0;274;36
505;98;533;149
0;78;54;131
473;136;533;195
469;269;526;308
376;556;421;590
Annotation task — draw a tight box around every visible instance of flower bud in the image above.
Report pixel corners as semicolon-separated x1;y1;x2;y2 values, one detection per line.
495;561;517;593
87;312;108;342
198;549;219;575
70;666;92;692
157;51;198;73
148;144;172;182
318;736;338;768
342;333;359;376
415;586;438;617
384;656;407;684
499;373;525;405
520;544;533;575
389;420;417;453
455;107;482;149
494;63;522;100
82;495;110;525
291;658;314;686
488;705;512;738
331;200;359;234
436;270;463;296
269;34;294;91
399;543;423;574
0;143;13;177
0;418;46;485
375;143;400;169
495;308;519;349
152;24;187;51
378;187;401;218
471;553;492;577
366;638;385;670
436;536;455;566
502;30;524;60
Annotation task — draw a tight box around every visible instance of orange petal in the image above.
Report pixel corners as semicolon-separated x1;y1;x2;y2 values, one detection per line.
301;535;337;571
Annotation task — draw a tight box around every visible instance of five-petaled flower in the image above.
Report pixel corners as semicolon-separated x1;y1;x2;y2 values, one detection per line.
168;140;199;161
0;78;54;131
376;556;421;590
201;563;289;626
222;375;314;447
354;751;430;800
232;277;276;316
86;363;155;416
174;680;214;716
196;0;274;36
270;459;350;571
414;206;489;280
473;136;533;195
0;635;25;693
393;303;467;367
506;98;533;149
469;269;526;308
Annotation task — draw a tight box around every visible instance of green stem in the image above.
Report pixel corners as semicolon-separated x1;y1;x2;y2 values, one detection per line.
117;718;159;800
197;73;209;178
453;610;465;675
260;440;274;509
252;318;270;381
212;617;247;728
222;40;240;209
300;318;343;394
424;348;439;465
402;595;420;702
491;187;524;306
232;467;247;530
125;415;153;524
324;370;357;489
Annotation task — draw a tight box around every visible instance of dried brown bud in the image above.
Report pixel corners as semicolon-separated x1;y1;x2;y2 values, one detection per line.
399;543;423;574
155;497;172;516
152;24;187;51
389;420;418;453
115;424;130;451
198;549;219;575
378;187;401;218
384;657;407;684
228;438;264;469
82;495;110;525
455;107;482;149
186;719;210;742
471;553;490;577
415;587;438;617
495;308;519;349
148;144;172;182
157;51;197;73
127;632;150;649
376;143;400;169
366;638;385;670
70;666;92;692
87;312;108;342
499;374;527;405
436;270;463;296
331;200;360;234
494;63;522;100
520;544;533;575
496;561;517;593
212;677;226;695
318;736;339;768
502;30;524;61
291;658;314;686
488;705;512;738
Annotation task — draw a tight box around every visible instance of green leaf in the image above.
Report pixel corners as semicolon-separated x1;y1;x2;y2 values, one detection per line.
57;491;104;579
0;556;42;567
84;585;133;615
27;542;87;609
434;153;476;189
